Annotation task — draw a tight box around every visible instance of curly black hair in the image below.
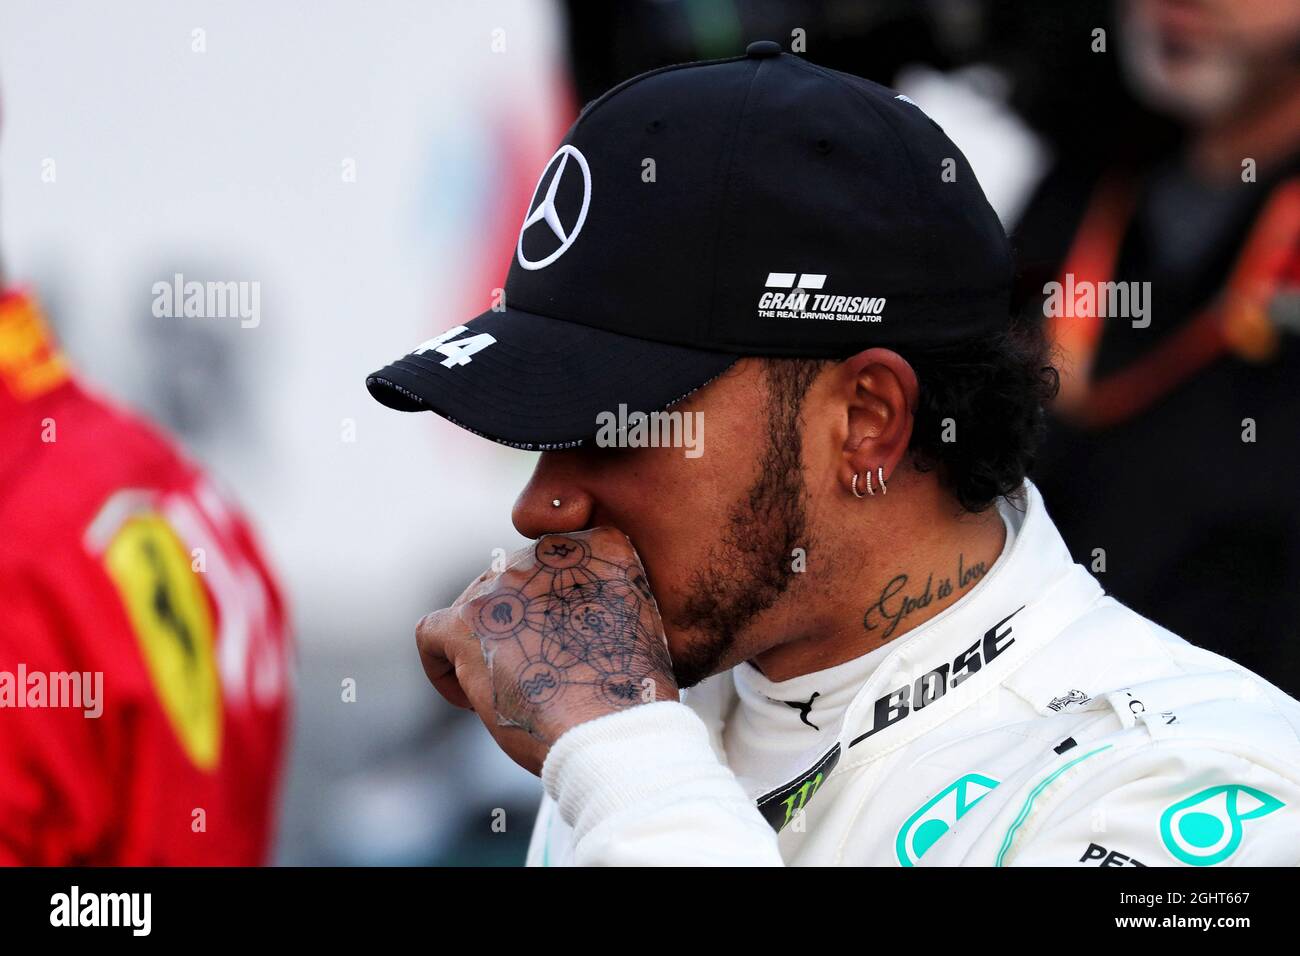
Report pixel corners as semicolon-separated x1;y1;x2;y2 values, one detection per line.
764;312;1059;514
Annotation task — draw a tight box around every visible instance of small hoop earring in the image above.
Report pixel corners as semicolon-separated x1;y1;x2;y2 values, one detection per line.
877;466;887;495
851;473;865;498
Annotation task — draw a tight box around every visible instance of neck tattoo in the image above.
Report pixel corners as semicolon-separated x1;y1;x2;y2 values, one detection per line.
862;553;989;641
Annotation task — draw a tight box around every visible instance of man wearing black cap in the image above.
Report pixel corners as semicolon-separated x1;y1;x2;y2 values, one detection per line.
369;44;1300;866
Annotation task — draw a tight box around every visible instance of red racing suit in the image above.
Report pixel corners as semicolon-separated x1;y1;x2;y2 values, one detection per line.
0;290;292;864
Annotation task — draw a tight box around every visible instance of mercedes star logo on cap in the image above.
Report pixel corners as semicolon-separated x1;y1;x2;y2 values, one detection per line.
517;145;592;271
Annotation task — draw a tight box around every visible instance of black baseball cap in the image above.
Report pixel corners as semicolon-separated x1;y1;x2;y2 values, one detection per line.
366;40;1011;450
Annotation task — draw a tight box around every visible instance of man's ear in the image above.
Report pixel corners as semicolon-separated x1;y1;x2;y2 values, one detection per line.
836;348;919;493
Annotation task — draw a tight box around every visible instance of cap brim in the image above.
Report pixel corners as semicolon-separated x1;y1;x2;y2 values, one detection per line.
366;306;738;450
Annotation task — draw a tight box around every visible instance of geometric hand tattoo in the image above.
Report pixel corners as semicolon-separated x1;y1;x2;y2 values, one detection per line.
464;531;676;743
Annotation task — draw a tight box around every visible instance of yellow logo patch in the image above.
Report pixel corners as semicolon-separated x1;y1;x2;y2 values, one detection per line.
104;513;222;770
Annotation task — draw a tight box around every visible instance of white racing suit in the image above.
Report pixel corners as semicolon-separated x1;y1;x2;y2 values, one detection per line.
525;482;1300;866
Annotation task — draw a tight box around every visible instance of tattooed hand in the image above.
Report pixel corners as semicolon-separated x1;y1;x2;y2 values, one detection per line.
415;528;678;775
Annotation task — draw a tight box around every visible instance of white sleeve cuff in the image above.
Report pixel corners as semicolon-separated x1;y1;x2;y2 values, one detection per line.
541;700;770;852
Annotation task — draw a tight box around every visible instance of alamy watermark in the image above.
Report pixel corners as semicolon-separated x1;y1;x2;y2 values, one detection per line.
152;272;261;328
1043;273;1151;328
50;886;150;936
595;404;704;458
0;664;103;718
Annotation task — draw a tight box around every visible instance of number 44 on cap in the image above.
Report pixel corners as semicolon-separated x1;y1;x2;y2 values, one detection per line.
413;326;497;368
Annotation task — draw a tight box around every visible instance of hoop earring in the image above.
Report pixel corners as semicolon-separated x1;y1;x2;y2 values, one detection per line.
851;473;866;499
877;466;887;495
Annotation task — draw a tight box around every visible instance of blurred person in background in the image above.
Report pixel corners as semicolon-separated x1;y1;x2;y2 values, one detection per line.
0;82;292;859
0;284;292;864
1016;0;1300;697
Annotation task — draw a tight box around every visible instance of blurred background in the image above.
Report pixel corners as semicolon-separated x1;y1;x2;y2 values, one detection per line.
3;0;1297;864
